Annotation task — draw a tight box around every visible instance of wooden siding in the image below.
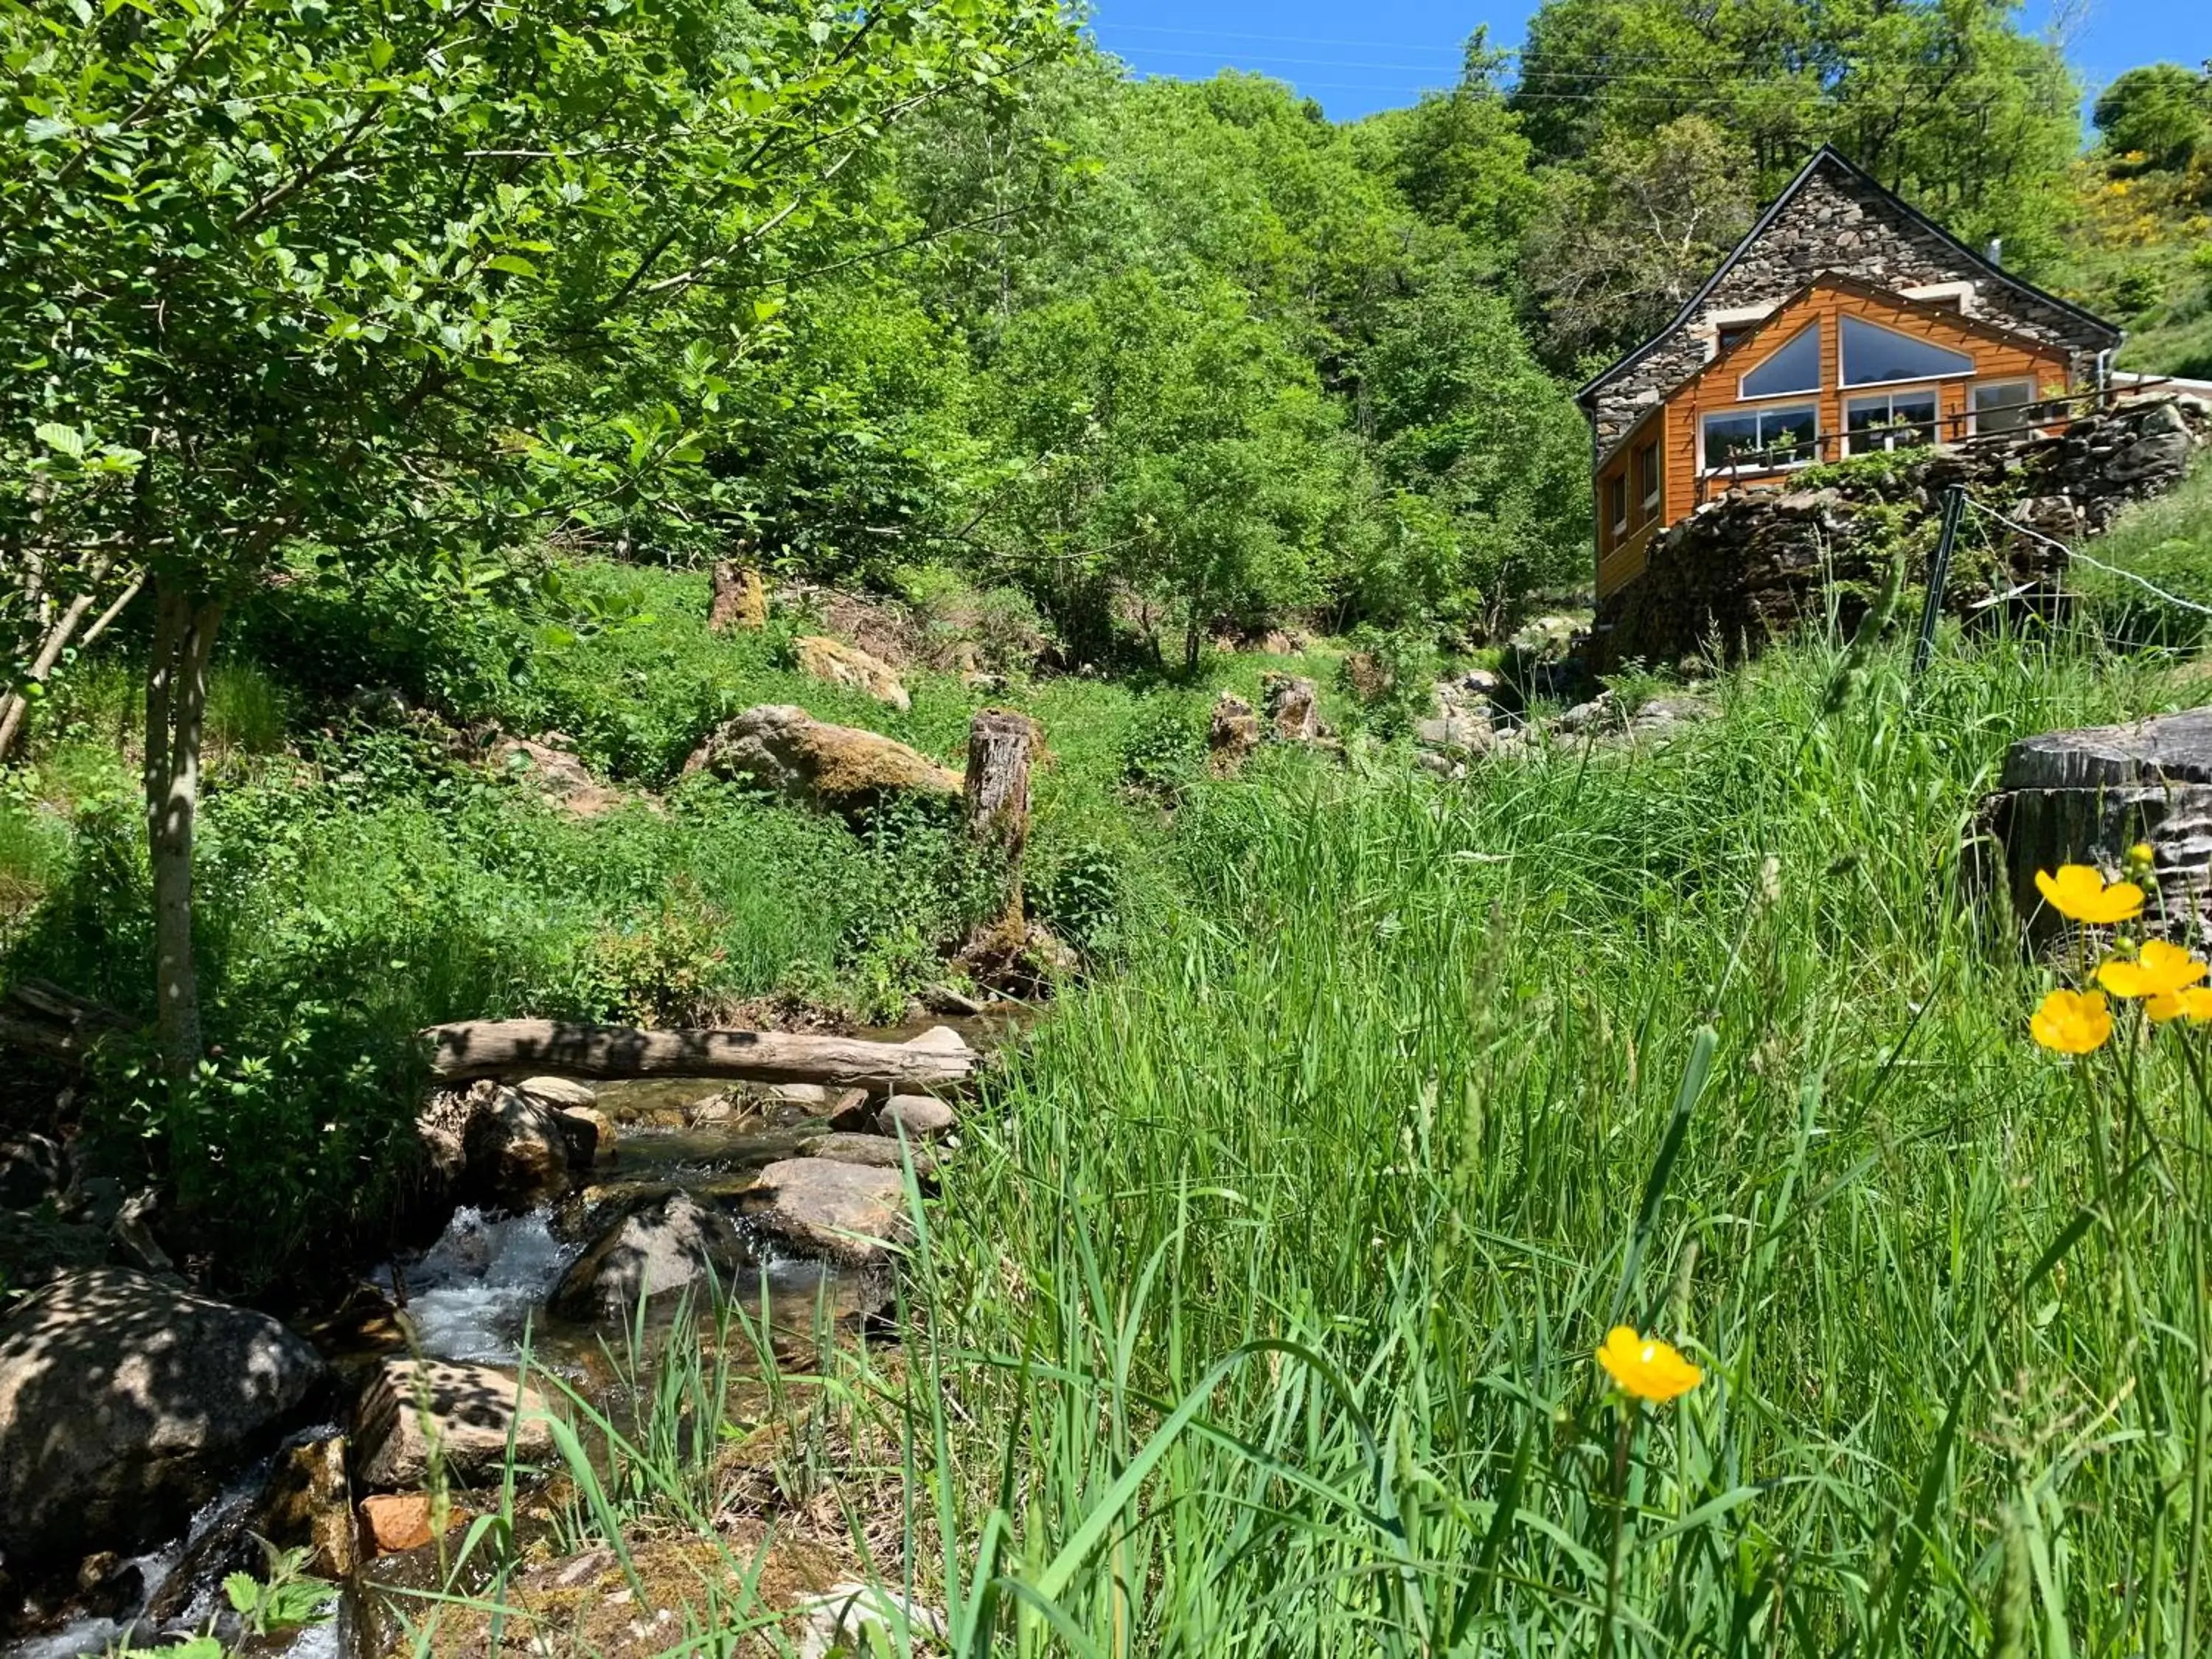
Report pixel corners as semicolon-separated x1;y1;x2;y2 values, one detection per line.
1593;278;2076;600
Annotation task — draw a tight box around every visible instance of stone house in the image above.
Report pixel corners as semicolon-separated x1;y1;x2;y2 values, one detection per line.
1577;145;2121;611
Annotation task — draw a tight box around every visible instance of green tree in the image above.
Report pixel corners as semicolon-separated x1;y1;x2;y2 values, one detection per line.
2095;63;2212;171
1354;32;1540;259
0;0;1065;1083
977;272;1346;670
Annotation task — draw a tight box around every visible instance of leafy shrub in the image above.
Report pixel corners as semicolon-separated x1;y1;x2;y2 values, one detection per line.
1119;698;1206;787
1032;840;1130;957
1334;624;1438;738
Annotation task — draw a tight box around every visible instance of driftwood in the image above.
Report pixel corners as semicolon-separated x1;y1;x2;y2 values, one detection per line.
420;1020;976;1091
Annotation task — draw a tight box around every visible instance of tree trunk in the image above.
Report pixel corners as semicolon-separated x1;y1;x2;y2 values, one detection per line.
144;576;225;1088
0;560;134;764
964;708;1034;936
420;1019;976;1091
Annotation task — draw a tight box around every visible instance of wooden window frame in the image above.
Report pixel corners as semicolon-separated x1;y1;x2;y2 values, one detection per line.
1969;378;2038;437
1839;315;1975;390
1637;437;1662;512
1736;323;1823;402
1698;404;1819;477
1844;386;1941;456
1606;472;1629;539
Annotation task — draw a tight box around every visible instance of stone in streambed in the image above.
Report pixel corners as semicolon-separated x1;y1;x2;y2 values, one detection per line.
0;1267;327;1564
454;1083;572;1208
516;1076;598;1111
352;1357;554;1491
795;1133;939;1178
739;1160;913;1269
549;1192;748;1320
358;1492;467;1557
875;1095;958;1141
254;1434;356;1577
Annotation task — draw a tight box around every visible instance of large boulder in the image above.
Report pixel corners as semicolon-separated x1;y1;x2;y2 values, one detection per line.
684;705;960;816
739;1160;913;1270
794;636;911;712
461;1086;573;1209
549;1192;748;1320
0;1267;327;1562
352;1357;554;1491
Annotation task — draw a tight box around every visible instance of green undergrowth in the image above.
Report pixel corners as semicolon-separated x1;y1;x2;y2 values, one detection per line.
422;619;2212;1652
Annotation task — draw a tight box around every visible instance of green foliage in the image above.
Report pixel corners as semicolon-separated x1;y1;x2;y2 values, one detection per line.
2095;63;2212;171
1119;697;1208;790
223;1542;337;1639
1335;623;1440;738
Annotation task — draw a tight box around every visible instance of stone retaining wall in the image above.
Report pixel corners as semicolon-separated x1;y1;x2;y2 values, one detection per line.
1590;395;2210;673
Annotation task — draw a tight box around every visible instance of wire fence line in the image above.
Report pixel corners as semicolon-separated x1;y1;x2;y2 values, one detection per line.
1960;494;2212;622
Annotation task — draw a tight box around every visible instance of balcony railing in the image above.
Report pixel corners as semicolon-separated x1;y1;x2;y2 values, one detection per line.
1688;384;2151;509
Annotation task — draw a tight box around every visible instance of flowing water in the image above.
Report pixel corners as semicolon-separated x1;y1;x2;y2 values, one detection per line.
4;1013;1032;1658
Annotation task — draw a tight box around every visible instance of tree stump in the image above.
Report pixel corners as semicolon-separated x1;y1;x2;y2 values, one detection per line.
1262;673;1321;742
1989;708;2212;947
964;709;1034;937
708;561;768;633
1208;693;1260;777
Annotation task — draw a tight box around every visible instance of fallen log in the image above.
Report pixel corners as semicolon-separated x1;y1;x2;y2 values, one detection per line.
420;1019;977;1091
0;979;133;1066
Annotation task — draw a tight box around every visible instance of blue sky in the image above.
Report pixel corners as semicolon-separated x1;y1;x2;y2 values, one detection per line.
1088;0;2212;125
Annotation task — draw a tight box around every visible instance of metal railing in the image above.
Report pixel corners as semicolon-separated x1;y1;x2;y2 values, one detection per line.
1688;382;2165;508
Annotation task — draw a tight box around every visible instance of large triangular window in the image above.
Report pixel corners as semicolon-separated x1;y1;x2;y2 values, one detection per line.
1840;316;1973;386
1739;325;1821;398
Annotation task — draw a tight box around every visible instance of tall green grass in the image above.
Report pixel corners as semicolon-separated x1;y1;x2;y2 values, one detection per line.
887;625;2212;1651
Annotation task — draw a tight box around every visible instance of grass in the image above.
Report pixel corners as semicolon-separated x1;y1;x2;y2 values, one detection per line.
397;611;2212;1653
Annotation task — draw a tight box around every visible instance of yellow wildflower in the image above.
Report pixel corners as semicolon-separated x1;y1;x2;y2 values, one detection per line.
2097;939;2208;1003
2149;986;2212;1024
2031;989;2112;1054
1596;1326;1703;1404
2034;865;2144;926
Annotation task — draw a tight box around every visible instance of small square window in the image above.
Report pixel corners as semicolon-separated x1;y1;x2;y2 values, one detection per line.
1972;380;2037;436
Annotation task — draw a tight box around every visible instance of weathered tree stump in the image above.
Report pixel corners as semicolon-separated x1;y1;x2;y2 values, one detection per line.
965;709;1035;936
708;561;768;633
1208;693;1260;777
1989;708;2212;946
1262;673;1321;742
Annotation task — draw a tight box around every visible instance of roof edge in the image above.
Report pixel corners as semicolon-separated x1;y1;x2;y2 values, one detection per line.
1575;145;2122;412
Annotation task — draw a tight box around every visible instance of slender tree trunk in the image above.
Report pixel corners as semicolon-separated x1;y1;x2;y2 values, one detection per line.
0;561;136;764
144;574;225;1088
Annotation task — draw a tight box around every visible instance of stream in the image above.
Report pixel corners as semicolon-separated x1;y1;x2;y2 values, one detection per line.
4;1012;1028;1659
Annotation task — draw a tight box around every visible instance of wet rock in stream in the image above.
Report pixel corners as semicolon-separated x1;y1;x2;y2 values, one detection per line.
738;1161;912;1270
549;1192;748;1320
793;1133;938;1178
0;1267;327;1565
352;1357;553;1490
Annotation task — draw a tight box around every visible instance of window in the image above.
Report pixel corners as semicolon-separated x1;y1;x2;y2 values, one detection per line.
1840;316;1973;386
1739;325;1821;399
1846;390;1940;455
1717;324;1754;355
1606;473;1628;537
1636;438;1661;512
1972;380;2037;436
1702;406;1818;473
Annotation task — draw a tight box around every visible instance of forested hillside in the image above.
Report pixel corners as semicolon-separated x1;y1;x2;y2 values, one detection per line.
13;2;2212;1653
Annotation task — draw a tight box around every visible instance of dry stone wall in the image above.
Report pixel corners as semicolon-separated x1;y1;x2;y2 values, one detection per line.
1590;396;2210;673
1588;159;2115;456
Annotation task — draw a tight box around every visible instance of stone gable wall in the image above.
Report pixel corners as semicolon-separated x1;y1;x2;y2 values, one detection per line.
1589;396;2209;673
1588;164;2115;457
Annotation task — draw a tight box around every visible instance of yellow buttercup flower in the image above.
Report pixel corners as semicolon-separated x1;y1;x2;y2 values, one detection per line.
2149;985;2212;1024
2097;939;2208;1002
2035;865;2144;926
1596;1326;1703;1404
2031;988;2112;1054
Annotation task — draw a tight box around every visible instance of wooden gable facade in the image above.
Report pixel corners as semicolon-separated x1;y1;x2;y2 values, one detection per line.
1577;146;2122;607
1594;276;2074;597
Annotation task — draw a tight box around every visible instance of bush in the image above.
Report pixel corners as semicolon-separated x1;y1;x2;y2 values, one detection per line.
1119;698;1206;787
